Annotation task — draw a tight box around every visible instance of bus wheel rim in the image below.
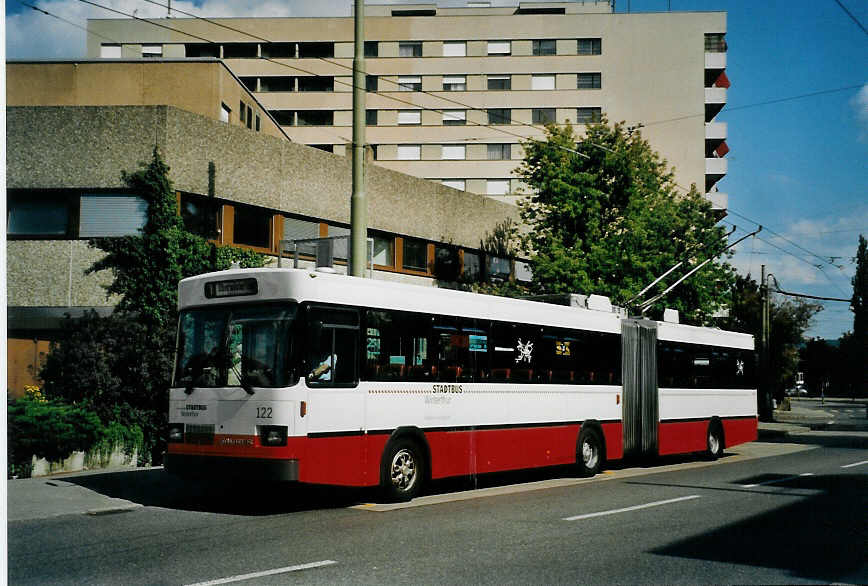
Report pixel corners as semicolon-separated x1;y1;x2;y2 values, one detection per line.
708;431;720;454
390;448;417;491
582;439;598;469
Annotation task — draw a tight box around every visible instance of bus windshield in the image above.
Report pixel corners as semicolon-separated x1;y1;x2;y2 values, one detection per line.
174;303;298;389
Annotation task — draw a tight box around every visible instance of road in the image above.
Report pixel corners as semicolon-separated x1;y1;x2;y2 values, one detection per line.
8;437;867;585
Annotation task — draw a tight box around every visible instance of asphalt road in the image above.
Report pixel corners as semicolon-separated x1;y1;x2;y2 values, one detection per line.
9;439;867;585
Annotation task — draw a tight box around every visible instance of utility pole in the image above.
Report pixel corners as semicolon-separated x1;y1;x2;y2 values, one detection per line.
759;265;773;421
349;0;368;277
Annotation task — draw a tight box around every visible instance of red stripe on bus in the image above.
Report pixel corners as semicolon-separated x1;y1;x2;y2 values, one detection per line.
722;416;758;447
658;416;758;455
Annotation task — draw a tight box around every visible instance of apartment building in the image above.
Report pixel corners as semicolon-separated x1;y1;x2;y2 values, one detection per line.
87;1;730;210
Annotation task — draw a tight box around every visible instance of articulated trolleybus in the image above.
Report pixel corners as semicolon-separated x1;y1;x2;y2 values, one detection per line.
166;267;757;501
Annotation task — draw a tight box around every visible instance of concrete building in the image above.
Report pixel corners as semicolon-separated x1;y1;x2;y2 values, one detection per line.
86;1;730;211
6;59;521;395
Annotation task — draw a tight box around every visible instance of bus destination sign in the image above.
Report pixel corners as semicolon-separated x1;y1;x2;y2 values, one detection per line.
204;278;258;299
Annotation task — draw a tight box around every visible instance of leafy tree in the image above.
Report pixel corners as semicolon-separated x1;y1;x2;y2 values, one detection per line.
41;148;266;462
517;120;735;324
722;274;822;404
851;234;867;396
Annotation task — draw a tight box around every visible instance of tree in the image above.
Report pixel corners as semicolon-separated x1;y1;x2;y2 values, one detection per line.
722;274;822;402
41;148;266;462
517;120;735;324
851;234;867;396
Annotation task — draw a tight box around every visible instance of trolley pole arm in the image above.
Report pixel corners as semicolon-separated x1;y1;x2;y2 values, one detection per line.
627;226;736;307
637;226;761;313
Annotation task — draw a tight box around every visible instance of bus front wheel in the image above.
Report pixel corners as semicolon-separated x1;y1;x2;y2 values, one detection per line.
381;438;424;502
577;427;603;477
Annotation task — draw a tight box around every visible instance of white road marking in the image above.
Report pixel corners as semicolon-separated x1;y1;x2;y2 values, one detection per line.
563;495;701;521
841;460;868;469
740;472;813;488
185;560;337;586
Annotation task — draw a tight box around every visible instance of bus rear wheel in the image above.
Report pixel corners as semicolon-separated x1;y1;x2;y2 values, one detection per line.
577;427;603;477
381;438;424;502
706;422;724;460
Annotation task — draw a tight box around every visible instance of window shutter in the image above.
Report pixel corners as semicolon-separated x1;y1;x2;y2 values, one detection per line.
79;194;148;237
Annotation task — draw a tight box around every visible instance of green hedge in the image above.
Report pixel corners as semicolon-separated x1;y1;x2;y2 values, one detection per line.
7;396;143;479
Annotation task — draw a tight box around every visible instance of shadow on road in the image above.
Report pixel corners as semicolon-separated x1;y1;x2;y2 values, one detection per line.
645;473;867;583
64;469;372;515
756;432;868;449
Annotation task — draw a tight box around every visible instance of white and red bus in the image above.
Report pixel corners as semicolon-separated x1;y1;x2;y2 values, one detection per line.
165;267;757;501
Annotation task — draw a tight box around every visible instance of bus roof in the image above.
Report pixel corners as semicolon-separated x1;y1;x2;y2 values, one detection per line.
178;267;754;348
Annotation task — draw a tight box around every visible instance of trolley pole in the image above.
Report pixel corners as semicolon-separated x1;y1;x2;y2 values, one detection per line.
759;265;773;421
349;0;368;277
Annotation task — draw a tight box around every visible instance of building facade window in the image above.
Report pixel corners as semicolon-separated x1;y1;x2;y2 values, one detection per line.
298;76;334;92
239;76;257;91
487;40;511;55
486;179;510;195
295;110;334;126
366;109;378;126
364;41;379;57
531;74;555;90
576;107;602;123
372;235;395;266
270;110;294;125
185;43;219;58
443;41;466;57
309;144;334;153
442;110;466;125
100;44;122;58
463;251;481;280
399;41;423;57
260;76;294;92
398;76;422;91
487;255;511;281
704;33;726;52
261;43;294;58
515;261;533;282
220;103;231;123
233;205;272;249
577;38;602;55
402;239;428;271
442;75;466;91
397;110;422;125
487;143;511;160
298;42;334;58
488;108;511;124
397;145;421;160
181;193;219;239
141;44;162;58
6;193;72;237
532;108;555;124
487;75;511;90
441;179;466;191
532;39;556;56
223;43;258;58
441;145;466;160
366;75;378;92
577;73;601;89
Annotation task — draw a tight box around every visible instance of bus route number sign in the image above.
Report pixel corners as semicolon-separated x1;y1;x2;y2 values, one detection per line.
204;278;258;299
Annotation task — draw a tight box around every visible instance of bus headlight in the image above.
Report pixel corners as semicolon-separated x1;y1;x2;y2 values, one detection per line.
258;425;287;447
168;423;184;443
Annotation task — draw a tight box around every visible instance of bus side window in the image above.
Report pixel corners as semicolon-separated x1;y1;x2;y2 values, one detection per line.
307;306;359;387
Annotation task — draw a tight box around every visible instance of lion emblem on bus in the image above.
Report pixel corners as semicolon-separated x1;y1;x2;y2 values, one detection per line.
736;359;744;376
515;339;533;364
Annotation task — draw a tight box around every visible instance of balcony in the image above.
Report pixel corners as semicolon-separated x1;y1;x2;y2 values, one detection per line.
705;191;728;212
705;52;726;70
705;121;727;140
705;157;727;191
705;87;727;122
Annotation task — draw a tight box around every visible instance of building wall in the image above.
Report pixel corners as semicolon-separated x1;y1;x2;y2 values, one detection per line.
6;60;287;140
86;6;727;205
6;104;521;314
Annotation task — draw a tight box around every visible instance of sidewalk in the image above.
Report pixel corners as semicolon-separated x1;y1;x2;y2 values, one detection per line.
7;468;146;522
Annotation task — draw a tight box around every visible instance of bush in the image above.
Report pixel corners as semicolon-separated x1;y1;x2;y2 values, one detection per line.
7;394;144;478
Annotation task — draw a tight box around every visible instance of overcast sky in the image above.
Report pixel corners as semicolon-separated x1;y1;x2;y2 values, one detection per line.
5;0;868;340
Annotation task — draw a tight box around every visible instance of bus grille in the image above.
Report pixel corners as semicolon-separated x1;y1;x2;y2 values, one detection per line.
185;424;215;445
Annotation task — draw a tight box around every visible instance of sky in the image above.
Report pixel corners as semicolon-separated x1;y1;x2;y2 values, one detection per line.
5;0;868;340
